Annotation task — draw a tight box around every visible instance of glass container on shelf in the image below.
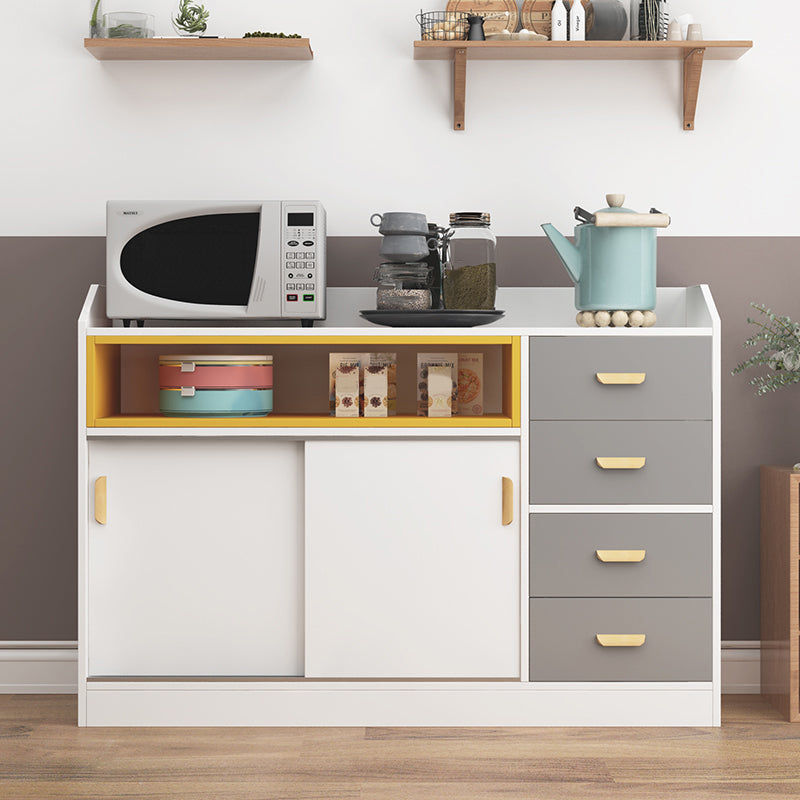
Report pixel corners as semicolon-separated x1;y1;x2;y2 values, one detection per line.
89;0;103;37
374;263;432;311
442;212;497;310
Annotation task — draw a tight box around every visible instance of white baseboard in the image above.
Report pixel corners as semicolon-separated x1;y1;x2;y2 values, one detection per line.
721;640;761;694
0;641;762;696
0;642;78;693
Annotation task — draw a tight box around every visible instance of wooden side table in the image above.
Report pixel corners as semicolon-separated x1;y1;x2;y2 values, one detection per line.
760;466;800;720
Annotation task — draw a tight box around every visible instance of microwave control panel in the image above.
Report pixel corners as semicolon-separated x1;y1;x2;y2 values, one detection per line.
281;203;326;319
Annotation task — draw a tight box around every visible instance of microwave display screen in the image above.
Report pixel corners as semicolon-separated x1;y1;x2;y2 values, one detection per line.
287;212;314;227
120;213;259;305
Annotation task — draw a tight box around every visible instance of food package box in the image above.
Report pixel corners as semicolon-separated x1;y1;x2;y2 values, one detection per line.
427;365;453;417
362;353;396;416
329;354;362;415
329;353;397;416
417;353;458;417
363;365;389;417
458;353;484;416
334;363;360;417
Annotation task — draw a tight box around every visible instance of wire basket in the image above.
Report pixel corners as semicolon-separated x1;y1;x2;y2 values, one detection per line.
416;10;469;41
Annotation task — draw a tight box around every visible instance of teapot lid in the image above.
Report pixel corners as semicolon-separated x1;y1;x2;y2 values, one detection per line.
598;194;635;214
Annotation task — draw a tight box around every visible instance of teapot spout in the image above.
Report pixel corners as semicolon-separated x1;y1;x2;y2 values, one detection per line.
541;223;582;285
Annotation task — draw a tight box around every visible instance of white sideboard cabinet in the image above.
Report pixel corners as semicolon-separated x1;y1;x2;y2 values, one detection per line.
78;285;720;727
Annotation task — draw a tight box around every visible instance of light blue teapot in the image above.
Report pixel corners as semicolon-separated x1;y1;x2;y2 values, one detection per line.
541;194;670;311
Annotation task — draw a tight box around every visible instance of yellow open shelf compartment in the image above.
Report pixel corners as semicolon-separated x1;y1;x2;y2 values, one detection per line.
86;335;522;429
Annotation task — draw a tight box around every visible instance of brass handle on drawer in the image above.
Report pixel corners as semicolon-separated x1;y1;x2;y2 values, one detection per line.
94;476;107;525
595;457;646;470
596;372;646;385
502;477;514;526
596;550;646;563
596;634;646;647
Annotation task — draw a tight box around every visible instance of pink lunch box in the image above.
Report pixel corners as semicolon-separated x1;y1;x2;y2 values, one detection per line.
158;355;273;390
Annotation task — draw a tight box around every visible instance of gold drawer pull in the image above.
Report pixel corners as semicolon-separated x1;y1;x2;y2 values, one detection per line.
501;477;514;526
94;476;107;525
596;549;646;563
596;634;646;647
596;457;646;470
596;372;646;385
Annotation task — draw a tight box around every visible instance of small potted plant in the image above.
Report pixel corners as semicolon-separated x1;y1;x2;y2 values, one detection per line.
733;304;800;395
172;0;210;36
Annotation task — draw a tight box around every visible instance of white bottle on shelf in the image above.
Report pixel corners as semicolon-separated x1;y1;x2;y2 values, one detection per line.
569;0;585;41
551;0;567;40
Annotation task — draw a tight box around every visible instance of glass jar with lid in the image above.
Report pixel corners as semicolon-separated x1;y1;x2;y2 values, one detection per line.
374;263;432;311
443;212;496;310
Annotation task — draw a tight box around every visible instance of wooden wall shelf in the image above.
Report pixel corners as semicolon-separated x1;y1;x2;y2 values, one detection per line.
84;37;313;61
413;39;752;131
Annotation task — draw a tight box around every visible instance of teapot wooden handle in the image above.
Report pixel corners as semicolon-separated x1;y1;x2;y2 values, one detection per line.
592;212;671;228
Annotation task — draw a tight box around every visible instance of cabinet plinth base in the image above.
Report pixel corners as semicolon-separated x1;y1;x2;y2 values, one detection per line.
82;683;715;727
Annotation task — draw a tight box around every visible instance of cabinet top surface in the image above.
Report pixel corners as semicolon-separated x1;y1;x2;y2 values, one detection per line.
80;286;717;336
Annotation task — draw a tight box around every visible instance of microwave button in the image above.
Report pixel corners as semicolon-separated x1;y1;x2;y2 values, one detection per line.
286;293;298;302
287;240;300;247
307;252;315;259
303;294;315;302
307;273;313;278
303;240;314;247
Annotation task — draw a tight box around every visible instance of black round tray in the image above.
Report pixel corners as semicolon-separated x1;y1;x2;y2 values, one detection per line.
360;309;505;328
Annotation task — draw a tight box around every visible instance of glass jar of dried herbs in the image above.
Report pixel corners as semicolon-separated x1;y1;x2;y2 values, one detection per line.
442;212;496;310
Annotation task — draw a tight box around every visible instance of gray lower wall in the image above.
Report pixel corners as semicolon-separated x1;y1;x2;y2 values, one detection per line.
3;236;798;641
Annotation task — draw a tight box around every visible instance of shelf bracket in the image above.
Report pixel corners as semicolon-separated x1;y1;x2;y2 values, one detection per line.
683;47;705;131
454;48;467;131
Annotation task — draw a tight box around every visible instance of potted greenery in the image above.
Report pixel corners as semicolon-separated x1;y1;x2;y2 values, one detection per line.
733;304;800;395
172;0;209;36
89;0;102;37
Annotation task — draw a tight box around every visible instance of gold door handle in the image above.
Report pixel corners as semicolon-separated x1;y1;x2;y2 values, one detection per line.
501;477;514;526
596;549;646;563
596;457;646;470
94;476;107;525
596;373;646;385
596;634;646;647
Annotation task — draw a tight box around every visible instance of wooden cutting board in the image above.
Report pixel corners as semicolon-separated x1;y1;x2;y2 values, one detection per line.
445;0;520;34
521;0;594;36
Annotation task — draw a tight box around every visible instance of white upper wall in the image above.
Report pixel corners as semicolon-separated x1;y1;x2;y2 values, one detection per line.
0;1;791;236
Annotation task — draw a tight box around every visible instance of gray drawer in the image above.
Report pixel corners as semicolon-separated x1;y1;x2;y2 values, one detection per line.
530;337;712;421
530;421;711;504
530;598;712;681
530;514;712;597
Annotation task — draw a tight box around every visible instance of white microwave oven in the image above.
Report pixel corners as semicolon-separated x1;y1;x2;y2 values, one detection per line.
106;201;326;326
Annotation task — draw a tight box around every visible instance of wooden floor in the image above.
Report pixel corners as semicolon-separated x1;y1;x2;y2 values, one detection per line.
2;695;799;799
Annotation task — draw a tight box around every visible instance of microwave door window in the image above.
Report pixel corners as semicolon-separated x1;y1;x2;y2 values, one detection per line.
120;213;260;305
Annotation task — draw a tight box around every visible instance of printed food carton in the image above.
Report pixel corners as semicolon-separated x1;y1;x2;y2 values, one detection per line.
458;353;484;416
329;354;362;416
334;363;360;417
417;353;458;417
363;364;388;417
